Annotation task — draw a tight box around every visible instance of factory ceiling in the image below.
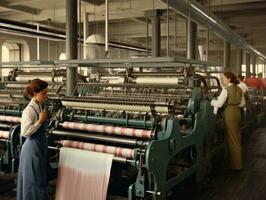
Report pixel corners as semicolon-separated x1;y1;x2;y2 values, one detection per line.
0;0;265;62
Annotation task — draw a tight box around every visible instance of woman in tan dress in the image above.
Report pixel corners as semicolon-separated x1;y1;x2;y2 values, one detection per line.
211;72;244;170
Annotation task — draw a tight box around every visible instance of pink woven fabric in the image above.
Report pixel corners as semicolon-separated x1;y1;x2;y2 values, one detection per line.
59;140;135;159
62;121;151;139
0;115;21;123
55;147;113;200
0;130;9;139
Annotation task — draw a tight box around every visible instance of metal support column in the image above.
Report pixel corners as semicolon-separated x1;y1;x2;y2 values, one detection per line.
105;0;109;55
145;10;162;57
174;14;178;48
187;19;197;59
66;0;78;95
224;41;230;71
0;39;3;78
252;54;256;75
245;52;251;78
236;48;243;75
264;62;266;77
83;12;89;59
37;24;40;60
206;30;209;61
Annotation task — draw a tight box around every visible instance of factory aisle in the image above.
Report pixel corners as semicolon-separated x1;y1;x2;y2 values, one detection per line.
199;126;266;200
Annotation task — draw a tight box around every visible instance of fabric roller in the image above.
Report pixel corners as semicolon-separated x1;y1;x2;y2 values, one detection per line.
62;121;152;139
0;115;21;123
135;77;179;86
0;130;9;139
58;140;135;159
62;101;169;113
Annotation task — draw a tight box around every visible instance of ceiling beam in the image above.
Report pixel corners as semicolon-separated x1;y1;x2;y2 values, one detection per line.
202;0;265;7
0;0;40;15
81;0;105;5
8;0;39;6
226;15;266;26
209;1;266;12
214;7;266;18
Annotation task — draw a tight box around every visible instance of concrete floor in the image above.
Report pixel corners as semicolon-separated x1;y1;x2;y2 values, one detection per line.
198;127;266;200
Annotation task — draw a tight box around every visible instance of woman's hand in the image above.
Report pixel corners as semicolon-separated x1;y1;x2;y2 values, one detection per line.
39;111;47;124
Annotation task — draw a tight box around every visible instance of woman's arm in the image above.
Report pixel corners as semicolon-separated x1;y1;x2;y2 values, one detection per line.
211;88;228;108
239;93;245;107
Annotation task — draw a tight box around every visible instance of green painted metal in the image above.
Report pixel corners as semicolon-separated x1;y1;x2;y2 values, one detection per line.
129;88;218;199
0;125;20;173
66;114;153;129
0;109;23;116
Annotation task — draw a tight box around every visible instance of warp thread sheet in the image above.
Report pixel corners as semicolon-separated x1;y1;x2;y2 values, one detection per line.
55;147;113;200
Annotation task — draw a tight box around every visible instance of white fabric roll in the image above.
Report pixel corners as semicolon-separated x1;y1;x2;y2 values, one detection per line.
6;84;27;88
16;76;63;82
55;147;113;200
62;101;168;113
108;77;125;84
135;77;179;86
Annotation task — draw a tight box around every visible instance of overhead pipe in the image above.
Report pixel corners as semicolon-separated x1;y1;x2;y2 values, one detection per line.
0;28;64;41
0;18;150;54
159;0;266;61
0;18;65;38
0;18;64;41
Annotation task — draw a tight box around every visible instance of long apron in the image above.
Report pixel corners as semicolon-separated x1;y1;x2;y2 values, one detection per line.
17;105;48;200
224;105;242;170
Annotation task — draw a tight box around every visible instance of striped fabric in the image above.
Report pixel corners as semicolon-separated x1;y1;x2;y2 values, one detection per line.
55;147;113;200
62;121;151;139
59;140;135;159
0;130;9;139
0;115;21;123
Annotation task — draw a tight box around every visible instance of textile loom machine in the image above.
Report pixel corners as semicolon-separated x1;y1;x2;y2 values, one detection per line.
246;88;266;127
0;68;66;173
8;68;65;82
48;69;220;200
0;80;25;173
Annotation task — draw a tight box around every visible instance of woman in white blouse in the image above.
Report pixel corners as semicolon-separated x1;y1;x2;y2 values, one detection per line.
17;79;48;200
211;72;244;170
